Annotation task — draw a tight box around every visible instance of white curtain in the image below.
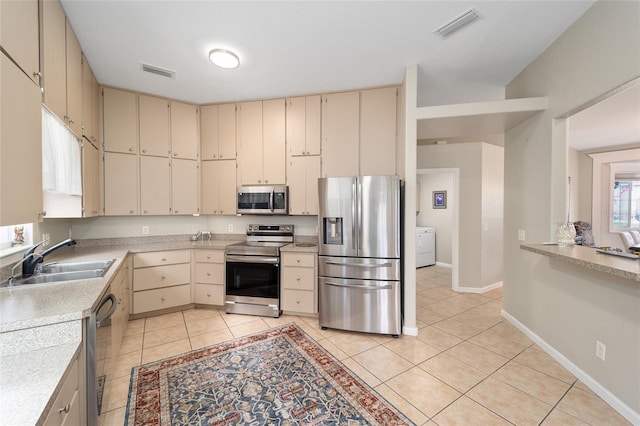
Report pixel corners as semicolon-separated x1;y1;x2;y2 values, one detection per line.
42;108;82;196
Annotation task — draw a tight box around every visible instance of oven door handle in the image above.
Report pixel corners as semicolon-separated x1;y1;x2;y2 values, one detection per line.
96;293;117;327
226;255;280;264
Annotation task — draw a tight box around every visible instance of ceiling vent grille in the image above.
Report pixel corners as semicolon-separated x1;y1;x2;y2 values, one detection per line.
434;8;481;39
140;63;176;78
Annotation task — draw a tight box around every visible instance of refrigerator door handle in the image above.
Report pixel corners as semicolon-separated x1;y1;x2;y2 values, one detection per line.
351;182;357;250
325;281;393;290
324;260;392;268
357;180;363;253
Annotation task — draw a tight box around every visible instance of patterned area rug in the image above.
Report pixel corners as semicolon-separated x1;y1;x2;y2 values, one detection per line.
125;323;414;425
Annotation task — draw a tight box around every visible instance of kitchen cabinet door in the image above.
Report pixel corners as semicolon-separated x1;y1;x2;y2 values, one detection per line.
202;159;236;215
81;55;100;145
360;87;397;176
140;156;171;215
0;52;43;226
171;158;199;215
321;91;359;177
65;19;82;137
82;141;100;217
286;95;321;156
201;103;236;160
171;101;199;160
236;100;263;185
139;94;170;157
42;0;67;123
262;98;286;184
287;155;320;215
0;0;39;84
104;152;138;215
103;87;138;154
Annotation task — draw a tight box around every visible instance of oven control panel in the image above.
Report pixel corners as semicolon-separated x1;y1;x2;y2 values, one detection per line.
246;224;294;235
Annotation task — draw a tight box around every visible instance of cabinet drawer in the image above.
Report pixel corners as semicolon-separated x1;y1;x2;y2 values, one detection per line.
282;252;315;268
43;358;79;426
133;263;190;291
194;283;224;306
134;250;190;268
133;284;190;314
281;289;316;314
282;267;316;291
193;249;224;263
195;263;224;284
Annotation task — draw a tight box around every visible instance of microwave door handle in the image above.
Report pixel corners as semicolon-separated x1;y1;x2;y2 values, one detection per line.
270;190;274;213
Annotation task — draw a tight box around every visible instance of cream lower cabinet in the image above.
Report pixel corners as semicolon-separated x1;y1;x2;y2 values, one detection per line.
193;250;225;306
281;252;317;315
111;256;131;359
43;357;80;426
132;250;191;314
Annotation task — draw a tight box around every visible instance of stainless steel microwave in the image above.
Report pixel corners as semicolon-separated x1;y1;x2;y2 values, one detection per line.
237;185;288;215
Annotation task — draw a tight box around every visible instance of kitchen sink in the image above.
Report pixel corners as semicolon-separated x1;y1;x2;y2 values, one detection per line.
0;259;114;288
39;260;114;274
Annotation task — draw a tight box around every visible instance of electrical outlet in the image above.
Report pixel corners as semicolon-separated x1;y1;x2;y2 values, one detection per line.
142;226;149;235
518;229;526;241
228;224;233;232
596;340;606;361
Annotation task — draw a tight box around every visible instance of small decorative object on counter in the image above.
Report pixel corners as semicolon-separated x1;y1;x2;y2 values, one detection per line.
11;225;24;246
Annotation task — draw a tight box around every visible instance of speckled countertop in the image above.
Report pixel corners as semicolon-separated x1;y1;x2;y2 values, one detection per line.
521;243;640;282
0;237;238;425
281;242;318;253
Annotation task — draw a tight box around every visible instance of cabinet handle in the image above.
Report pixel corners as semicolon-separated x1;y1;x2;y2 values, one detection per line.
296;259;301;263
161;258;167;262
206;256;211;260
143;210;148;214
40;211;47;217
118;298;122;305
129;147;134;152
212;154;217;159
59;403;71;414
160;275;166;280
173;152;178;157
69;118;74;124
207;293;211;297
296;300;300;304
219;154;224;158
206;272;211;276
161;296;165;301
33;71;42;78
296;277;301;281
142;149;147;153
129;209;134;214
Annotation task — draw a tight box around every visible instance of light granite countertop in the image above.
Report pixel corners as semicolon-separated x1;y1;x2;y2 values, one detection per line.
281;242;319;253
0;238;237;425
521;243;640;282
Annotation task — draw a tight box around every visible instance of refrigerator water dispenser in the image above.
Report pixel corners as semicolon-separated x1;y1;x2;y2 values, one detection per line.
323;217;343;245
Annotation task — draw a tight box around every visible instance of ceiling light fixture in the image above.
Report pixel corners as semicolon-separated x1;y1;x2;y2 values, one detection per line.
209;49;240;69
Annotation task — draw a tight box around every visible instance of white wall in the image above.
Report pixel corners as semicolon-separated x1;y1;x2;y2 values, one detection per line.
504;1;640;420
417;142;503;290
416;172;454;265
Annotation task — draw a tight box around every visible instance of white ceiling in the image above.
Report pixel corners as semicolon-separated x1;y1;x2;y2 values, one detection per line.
568;84;640;151
61;1;595;107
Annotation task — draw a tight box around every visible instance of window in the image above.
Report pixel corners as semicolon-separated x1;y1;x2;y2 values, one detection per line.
612;174;640;229
0;223;33;258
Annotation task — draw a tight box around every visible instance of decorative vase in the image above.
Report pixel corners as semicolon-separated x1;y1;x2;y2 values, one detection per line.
556;222;576;247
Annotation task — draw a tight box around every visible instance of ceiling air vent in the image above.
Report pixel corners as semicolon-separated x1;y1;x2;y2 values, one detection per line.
140;62;176;78
434;8;481;39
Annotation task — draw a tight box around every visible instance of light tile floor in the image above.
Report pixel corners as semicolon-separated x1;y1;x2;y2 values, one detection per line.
98;266;631;425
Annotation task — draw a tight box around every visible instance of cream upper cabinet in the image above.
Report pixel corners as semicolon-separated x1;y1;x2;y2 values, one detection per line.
201;160;236;215
0;52;43;226
81;54;100;145
236;100;263;185
139;94;170;157
287;155;320;216
171;101;199;160
42;0;83;136
0;0;39;84
201;103;236;160
171;158;199;215
103;87;138;154
286;95;321;156
140;156;171;215
104;152;138;215
360;87;397;176
262;98;286;184
321;91;359;177
42;0;67;122
65;20;82;136
82;141;100;217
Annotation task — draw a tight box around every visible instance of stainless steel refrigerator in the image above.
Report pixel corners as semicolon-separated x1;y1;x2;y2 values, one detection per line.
318;175;402;336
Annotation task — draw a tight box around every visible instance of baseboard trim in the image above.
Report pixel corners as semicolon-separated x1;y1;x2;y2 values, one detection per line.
402;325;419;336
435;262;452;268
454;281;503;294
502;309;640;426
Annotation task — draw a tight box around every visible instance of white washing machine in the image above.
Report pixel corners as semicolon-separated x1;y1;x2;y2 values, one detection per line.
416;227;436;267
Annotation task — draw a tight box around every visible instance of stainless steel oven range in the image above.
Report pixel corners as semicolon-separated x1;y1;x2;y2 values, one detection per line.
225;224;294;318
